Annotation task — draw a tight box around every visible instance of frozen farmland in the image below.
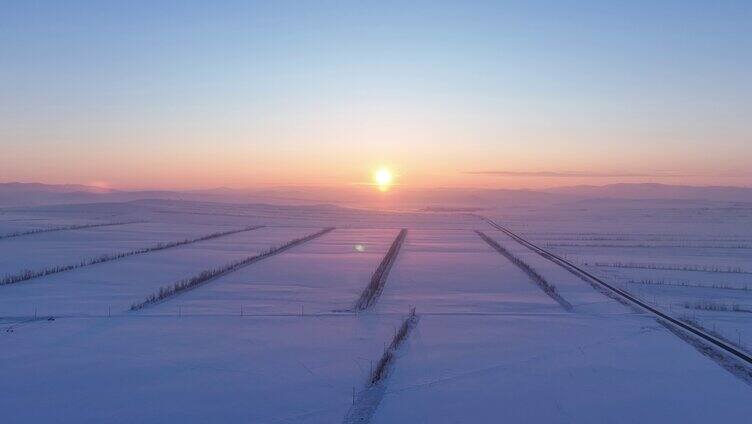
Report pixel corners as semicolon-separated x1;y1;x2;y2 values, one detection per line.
2;199;752;423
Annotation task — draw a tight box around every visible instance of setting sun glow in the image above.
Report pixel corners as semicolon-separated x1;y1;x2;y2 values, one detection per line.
374;168;394;192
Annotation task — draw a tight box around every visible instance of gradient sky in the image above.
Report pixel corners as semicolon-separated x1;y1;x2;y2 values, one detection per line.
2;0;751;190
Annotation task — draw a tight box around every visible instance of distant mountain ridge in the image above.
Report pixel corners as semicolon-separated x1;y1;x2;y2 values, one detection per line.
1;181;751;208
0;182;115;194
543;183;752;202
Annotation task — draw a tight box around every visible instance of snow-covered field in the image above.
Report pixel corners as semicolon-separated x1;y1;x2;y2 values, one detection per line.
499;201;752;357
375;229;563;314
2;199;752;423
143;228;401;315
373;314;751;423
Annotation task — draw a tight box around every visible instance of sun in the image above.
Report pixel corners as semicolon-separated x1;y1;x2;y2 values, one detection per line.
375;168;392;186
374;168;394;192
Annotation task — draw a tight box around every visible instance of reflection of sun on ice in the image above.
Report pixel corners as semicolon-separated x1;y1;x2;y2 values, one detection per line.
374;168;393;192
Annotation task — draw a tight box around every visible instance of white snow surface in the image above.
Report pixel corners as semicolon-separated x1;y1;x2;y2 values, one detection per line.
145;228;401;315
2;200;751;423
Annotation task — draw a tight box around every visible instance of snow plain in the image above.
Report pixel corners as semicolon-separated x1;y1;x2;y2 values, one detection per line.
375;229;563;314
0;221;234;277
0;226;315;317
498;201;752;358
145;228;401;315
2;199;751;423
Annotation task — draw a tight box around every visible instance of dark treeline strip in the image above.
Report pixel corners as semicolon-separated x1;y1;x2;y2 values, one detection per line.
370;307;418;385
0;225;265;286
476;230;573;311
627;279;751;292
343;307;419;424
682;300;752;313
354;229;408;311
593;261;751;274
542;236;752;242
547;242;752;249
130;227;335;310
0;221;144;241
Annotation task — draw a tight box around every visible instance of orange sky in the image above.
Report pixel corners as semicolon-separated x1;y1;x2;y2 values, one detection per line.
4;127;750;190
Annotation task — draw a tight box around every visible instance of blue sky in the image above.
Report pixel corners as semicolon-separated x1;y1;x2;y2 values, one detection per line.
2;1;750;189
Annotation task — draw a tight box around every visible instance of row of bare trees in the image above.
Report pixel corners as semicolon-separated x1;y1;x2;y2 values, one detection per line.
1;225;264;285
130;227;335;310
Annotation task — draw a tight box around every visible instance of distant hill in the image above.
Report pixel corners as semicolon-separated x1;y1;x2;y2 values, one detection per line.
544;183;752;202
0;182;114;194
0;182;184;207
2;181;751;209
